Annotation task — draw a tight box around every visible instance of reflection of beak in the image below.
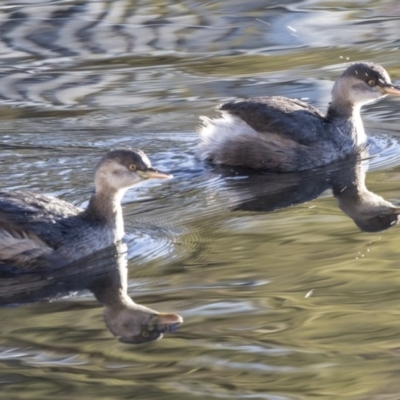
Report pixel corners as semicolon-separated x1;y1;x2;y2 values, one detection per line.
138;168;173;180
153;313;183;334
382;83;400;96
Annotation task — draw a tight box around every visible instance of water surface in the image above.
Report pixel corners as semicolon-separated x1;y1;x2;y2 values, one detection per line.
1;1;400;399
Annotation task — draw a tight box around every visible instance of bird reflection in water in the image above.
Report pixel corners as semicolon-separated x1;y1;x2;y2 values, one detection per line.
218;151;400;233
0;244;182;344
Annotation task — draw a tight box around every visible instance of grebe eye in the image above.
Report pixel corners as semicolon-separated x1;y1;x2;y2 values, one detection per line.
142;330;149;338
128;164;137;171
367;79;376;86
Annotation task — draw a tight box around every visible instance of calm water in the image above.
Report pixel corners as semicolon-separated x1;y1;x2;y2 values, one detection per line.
1;1;400;399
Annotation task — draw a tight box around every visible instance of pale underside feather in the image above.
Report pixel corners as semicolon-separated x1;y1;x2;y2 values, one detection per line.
0;227;53;264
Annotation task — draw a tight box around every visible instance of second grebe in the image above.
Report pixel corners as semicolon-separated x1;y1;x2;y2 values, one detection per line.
197;62;400;172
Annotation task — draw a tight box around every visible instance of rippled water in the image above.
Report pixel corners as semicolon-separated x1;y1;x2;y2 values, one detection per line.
1;1;400;399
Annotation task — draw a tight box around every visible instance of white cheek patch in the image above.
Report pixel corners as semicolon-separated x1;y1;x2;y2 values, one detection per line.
97;162;130;190
112;165;127;177
111;167;132;189
349;84;382;106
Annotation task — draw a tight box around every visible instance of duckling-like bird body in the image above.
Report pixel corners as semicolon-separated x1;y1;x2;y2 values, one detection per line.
197;62;400;172
0;149;171;271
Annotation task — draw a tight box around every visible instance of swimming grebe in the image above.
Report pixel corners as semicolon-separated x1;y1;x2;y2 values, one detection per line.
197;62;400;172
0;149;171;271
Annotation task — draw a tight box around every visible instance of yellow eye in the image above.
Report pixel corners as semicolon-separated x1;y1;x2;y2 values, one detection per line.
128;164;137;171
367;79;376;86
142;330;149;338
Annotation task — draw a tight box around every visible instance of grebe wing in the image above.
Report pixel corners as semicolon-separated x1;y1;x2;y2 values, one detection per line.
0;191;82;248
0;214;54;267
219;96;329;145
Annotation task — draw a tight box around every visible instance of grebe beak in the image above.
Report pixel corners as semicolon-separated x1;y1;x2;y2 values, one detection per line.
382;83;400;96
153;312;183;333
138;168;173;180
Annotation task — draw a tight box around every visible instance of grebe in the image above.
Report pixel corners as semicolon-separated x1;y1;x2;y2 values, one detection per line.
197;62;400;172
0;149;171;271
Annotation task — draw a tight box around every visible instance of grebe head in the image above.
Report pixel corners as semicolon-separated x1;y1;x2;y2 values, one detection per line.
94;149;172;193
331;62;400;108
104;303;183;344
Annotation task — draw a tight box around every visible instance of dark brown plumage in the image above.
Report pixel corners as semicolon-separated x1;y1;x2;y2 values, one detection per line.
0;149;171;272
197;62;400;172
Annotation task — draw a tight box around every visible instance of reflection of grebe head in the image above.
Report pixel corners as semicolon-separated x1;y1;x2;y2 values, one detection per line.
338;190;400;233
353;210;400;233
104;302;183;344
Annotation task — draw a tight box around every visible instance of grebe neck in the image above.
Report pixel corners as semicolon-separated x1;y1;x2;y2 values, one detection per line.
82;189;126;239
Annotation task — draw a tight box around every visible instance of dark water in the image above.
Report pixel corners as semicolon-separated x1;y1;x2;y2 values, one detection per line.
1;1;400;399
